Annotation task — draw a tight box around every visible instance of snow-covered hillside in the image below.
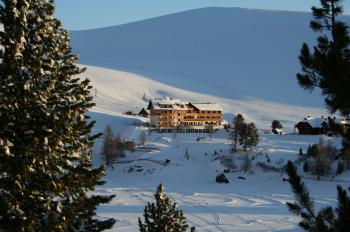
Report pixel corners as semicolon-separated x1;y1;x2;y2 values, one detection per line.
72;7;350;107
94;126;346;232
81;65;326;131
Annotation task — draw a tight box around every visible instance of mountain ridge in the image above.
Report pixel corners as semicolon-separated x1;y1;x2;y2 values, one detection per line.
71;7;350;108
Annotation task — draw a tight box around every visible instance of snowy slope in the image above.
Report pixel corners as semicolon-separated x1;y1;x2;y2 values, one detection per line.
81;65;327;131
72;7;350;107
94;127;346;232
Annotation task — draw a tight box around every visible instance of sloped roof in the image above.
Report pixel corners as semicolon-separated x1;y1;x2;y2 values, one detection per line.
191;103;222;111
300;117;328;128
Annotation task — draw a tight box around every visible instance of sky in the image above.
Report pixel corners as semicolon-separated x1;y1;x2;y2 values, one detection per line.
55;0;350;30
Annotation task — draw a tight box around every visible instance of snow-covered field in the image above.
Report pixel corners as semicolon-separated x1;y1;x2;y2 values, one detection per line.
71;7;350;231
83;72;348;231
82;65;326;132
91;115;347;232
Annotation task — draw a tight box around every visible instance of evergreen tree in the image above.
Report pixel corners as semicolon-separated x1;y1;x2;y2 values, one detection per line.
272;120;283;132
307;144;312;156
101;125;117;165
247;123;259;150
286;161;350;232
139;184;195;232
232;113;245;153
296;0;350;170
238;123;249;152
299;147;304;156
0;0;115;230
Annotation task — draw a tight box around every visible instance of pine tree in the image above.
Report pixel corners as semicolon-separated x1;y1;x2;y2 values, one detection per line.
139;184;195;232
247;123;259;150
299;147;303;156
286;161;350;232
0;0;115;230
296;0;350;172
232;113;245;153
238;123;249;152
272;120;283;133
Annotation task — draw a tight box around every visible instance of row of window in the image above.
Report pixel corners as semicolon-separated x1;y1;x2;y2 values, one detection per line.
154;110;221;114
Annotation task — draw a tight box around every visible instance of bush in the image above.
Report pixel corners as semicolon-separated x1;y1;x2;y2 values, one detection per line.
216;174;229;184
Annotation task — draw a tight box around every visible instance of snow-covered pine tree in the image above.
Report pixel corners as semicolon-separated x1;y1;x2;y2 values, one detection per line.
139;184;195;232
0;0;115;230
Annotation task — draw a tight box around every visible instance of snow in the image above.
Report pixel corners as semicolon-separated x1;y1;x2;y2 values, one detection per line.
71;7;350;108
81;67;348;231
80;65;327;132
300;117;328;128
90;114;347;231
191;103;223;111
70;7;350;232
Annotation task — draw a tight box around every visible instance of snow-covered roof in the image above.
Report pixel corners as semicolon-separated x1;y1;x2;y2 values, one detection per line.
191;103;222;111
157;97;188;106
300;117;328;128
273;128;284;133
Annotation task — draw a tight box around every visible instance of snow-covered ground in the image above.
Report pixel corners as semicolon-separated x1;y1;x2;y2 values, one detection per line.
82;70;348;231
81;65;327;132
91;114;347;232
71;7;350;231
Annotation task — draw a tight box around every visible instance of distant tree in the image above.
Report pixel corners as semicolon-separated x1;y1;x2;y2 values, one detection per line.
247;123;259;150
101;126;117;165
296;0;350;172
238;123;249;151
238;122;259;152
286;161;350;232
307;144;312;156
272;120;283;132
232;114;245;153
139;184;195;232
313;138;332;180
299;147;304;156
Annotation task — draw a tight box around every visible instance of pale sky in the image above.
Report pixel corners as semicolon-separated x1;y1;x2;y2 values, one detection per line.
55;0;350;30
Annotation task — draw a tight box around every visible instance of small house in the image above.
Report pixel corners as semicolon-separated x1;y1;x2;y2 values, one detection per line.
138;108;149;118
294;116;329;135
272;128;283;135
